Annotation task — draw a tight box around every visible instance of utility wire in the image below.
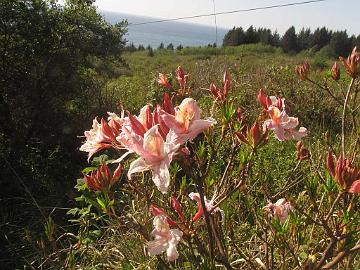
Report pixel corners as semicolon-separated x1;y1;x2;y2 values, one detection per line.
212;0;218;46
128;0;328;27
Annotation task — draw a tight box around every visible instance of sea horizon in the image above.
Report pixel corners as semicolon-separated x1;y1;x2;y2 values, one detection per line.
100;10;229;48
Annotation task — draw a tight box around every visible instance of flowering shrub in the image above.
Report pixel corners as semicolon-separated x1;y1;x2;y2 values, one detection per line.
67;48;359;269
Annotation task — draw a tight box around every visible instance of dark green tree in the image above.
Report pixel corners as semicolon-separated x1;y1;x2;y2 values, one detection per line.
312;27;332;50
330;31;353;57
223;27;246;46
245;25;259;44
166;43;174;50
297;27;312;51
281;26;298;53
0;0;127;267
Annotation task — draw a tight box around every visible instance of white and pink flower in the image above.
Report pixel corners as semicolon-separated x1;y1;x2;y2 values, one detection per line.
147;215;183;262
263;105;307;141
264;198;292;223
160;98;216;145
126;125;179;194
80;117;120;162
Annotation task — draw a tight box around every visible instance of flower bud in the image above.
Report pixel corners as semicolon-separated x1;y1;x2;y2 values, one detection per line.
170;196;186;223
339;46;359;78
158;73;172;89
296;141;310;161
331;62;340;81
294;61;310;80
326;151;335;177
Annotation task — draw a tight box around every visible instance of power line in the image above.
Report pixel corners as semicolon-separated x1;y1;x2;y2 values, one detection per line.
128;0;328;27
212;0;218;45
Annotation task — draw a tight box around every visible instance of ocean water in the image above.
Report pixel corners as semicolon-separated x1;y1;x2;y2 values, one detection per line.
101;11;228;48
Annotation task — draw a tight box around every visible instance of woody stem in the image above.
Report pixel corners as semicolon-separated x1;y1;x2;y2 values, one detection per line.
341;78;355;157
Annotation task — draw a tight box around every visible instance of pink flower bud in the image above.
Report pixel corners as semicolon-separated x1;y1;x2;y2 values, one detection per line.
170;196;186;223
326;151;336;177
112;163;122;182
158;73;172;89
223;70;230;97
331;62;340;81
349;180;360;194
339;46;359;78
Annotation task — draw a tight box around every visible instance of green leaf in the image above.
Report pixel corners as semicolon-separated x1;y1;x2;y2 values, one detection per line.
96;197;106;209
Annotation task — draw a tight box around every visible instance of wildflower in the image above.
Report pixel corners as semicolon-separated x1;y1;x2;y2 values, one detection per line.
296;141;311;161
331;62;340;81
160;98;217;145
126;125;179;194
158;73;172;89
264;198;292;223
294;61;310;80
147;215;183;262
175;66;188;90
326;151;360;193
80;118;118;162
339;46;359;78
209;70;230;101
189;192;224;222
264;105;307;141
83;163;121;192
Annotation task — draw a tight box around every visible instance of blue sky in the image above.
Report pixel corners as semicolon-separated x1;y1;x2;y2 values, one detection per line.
90;0;360;35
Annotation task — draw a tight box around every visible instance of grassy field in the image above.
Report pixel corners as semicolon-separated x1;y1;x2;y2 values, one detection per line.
38;44;359;269
108;44;341;135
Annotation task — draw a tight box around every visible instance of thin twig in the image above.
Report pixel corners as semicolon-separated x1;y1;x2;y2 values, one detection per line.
341;78;355;157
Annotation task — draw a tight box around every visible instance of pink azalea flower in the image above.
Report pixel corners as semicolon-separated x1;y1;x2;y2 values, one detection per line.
126;125;179;194
189;192;224;222
80;118;116;162
264;198;292;223
263;106;307;141
147;215;183;262
160;98;216;144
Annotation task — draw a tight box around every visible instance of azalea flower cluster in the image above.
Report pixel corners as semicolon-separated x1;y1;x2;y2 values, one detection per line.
80;95;216;194
257;89;308;141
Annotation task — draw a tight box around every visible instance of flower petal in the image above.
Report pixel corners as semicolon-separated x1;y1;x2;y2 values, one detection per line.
349;180;360;194
152;160;170;194
127;158;150;179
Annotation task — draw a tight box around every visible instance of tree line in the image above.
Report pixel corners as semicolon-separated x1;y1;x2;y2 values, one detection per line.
223;25;360;56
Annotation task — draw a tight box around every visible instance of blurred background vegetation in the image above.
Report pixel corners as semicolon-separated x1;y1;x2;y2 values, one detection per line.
0;0;358;268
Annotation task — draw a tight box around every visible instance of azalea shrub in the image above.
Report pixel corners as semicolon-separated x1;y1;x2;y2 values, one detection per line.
66;48;359;269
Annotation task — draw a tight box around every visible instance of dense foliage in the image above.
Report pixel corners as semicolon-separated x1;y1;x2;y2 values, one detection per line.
0;0;127;268
223;25;360;57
